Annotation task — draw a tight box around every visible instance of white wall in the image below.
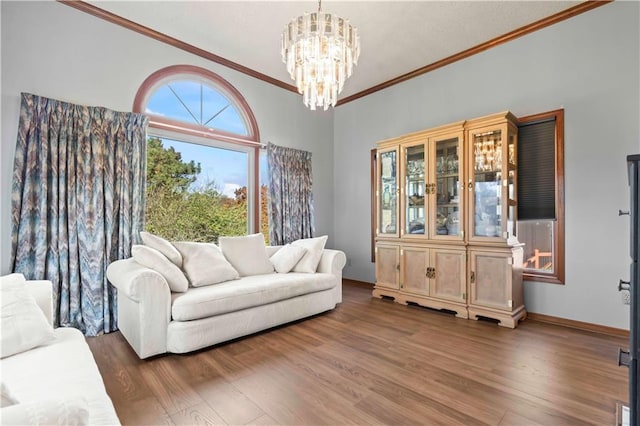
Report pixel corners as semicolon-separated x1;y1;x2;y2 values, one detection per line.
3;2;639;330
334;2;640;329
0;1;334;274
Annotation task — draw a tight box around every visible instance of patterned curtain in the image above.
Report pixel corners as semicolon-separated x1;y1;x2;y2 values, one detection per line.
267;143;314;245
11;93;148;336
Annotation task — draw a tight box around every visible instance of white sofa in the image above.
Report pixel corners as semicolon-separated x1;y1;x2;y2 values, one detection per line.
107;243;346;359
0;277;120;425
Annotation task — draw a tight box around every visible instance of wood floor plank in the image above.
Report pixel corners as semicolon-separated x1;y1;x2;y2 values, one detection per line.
169;401;227;426
89;280;629;425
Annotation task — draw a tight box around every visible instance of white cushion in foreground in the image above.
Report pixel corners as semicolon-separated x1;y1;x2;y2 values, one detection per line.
0;273;55;359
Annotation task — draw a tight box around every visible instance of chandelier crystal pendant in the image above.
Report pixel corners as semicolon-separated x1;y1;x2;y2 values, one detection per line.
281;0;360;111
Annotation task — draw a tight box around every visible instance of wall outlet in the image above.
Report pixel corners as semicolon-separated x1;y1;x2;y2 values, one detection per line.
622;291;631;305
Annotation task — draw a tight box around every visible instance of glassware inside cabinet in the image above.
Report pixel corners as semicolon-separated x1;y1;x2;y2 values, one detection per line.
506;133;517;236
405;145;425;235
379;150;397;235
473;130;502;237
435;137;461;236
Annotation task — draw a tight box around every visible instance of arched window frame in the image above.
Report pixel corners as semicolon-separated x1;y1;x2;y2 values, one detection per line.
133;64;261;233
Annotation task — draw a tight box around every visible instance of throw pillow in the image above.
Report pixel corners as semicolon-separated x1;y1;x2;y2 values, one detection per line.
270;244;307;274
0;398;89;426
173;242;239;287
0;273;55;359
139;231;182;267
291;235;328;273
219;233;274;277
1;382;18;408
131;245;189;293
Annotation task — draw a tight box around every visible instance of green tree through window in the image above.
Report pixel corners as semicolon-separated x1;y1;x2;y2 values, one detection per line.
145;137;249;242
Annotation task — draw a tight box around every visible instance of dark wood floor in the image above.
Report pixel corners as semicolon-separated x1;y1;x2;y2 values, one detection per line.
88;280;629;425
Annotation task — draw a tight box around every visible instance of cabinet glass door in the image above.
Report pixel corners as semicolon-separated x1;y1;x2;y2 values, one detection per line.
433;136;463;240
404;144;426;236
378;149;398;237
471;128;504;239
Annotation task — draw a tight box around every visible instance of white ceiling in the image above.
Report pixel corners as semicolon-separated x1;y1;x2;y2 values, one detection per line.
88;1;582;101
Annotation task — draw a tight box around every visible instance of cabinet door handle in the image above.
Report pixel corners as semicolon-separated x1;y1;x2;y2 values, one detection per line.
396;264;400;271
619;209;630;216
470;271;475;283
468;181;473;191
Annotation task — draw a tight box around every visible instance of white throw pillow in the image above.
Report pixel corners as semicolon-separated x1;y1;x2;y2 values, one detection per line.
219;233;275;277
0;273;55;359
1;382;18;408
291;235;328;273
131;245;188;293
139;231;182;267
173;242;239;287
270;244;307;274
0;398;89;426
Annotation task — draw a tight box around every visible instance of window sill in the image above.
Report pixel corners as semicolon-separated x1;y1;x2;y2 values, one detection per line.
524;272;564;285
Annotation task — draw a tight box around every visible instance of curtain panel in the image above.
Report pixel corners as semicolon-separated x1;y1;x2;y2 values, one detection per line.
267;143;314;245
11;93;148;336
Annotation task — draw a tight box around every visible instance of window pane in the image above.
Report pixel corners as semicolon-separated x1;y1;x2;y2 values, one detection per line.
145;80;248;136
145;136;248;242
518;220;554;273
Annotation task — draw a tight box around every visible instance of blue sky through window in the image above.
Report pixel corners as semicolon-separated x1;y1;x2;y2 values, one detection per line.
146;80;248;136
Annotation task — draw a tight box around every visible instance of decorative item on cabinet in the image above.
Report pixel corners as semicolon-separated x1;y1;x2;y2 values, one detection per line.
373;111;526;328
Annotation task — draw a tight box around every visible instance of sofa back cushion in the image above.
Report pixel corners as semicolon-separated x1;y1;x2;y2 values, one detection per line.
131;245;189;292
219;233;274;277
270;244;307;273
291;235;328;273
173;242;239;287
139;231;182;267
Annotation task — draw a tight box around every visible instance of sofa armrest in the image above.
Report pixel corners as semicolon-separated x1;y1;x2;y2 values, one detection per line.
26;280;54;326
317;249;347;275
107;258;171;359
317;249;346;304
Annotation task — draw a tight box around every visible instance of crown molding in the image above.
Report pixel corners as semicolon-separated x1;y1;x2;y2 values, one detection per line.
57;0;298;94
336;0;612;106
58;0;611;107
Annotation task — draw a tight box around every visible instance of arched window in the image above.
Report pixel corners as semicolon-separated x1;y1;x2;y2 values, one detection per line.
134;65;268;242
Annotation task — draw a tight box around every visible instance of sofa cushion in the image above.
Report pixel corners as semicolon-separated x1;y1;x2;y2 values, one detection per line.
270;244;307;273
140;231;182;267
1;327;120;425
1;382;18;407
171;273;336;321
219;233;274;277
292;235;328;273
173;242;239;287
1;398;90;425
131;245;188;293
0;274;55;358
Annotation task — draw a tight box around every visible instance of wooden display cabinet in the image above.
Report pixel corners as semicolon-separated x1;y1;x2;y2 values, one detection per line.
374;111;526;328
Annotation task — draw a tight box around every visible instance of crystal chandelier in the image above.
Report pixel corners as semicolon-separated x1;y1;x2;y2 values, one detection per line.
281;0;360;111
